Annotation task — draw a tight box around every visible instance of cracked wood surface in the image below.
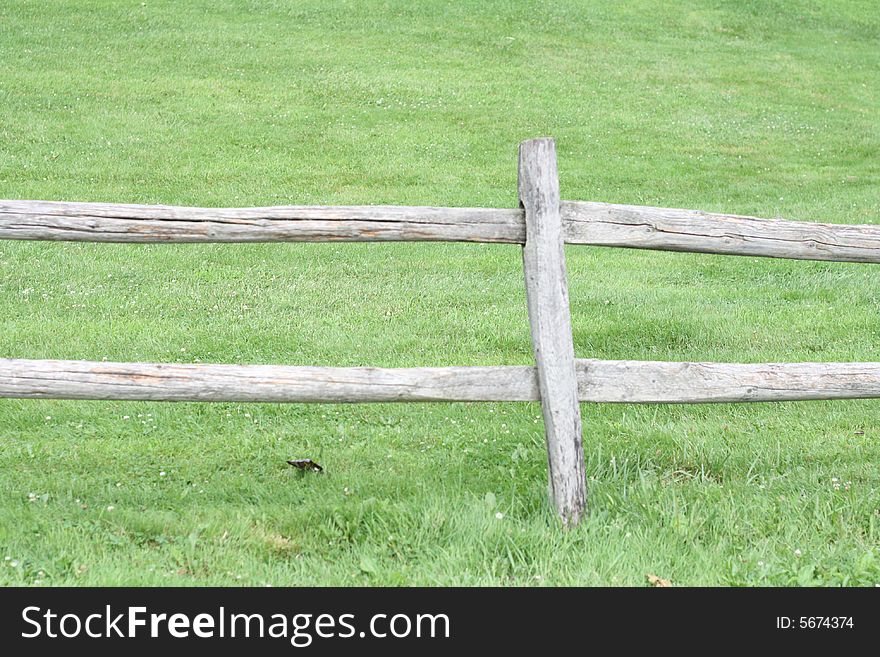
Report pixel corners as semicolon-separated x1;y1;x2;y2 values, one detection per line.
576;360;880;403
563;201;880;262
2;359;880;403
0;359;541;402
0;200;525;243
518;138;586;525
2;199;878;263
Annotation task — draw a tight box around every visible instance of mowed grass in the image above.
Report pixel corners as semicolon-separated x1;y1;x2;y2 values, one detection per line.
1;0;879;586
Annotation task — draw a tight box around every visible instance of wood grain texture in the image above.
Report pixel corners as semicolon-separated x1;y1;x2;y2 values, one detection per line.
3;198;879;263
563;201;880;263
578;359;880;403
0;200;524;243
0;359;539;403
519;138;587;526
4;359;878;404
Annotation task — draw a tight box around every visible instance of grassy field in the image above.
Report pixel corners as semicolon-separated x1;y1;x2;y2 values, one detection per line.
1;0;879;586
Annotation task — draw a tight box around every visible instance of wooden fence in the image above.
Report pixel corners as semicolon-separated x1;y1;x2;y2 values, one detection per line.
2;137;879;526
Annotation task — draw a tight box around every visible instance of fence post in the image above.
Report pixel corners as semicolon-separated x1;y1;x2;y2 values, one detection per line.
518;138;587;526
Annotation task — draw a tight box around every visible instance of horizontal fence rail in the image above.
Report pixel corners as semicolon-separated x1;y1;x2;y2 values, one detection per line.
3;198;880;263
563;202;880;263
0;200;525;244
4;358;880;404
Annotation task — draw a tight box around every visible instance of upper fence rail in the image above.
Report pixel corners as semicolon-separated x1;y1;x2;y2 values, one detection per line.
2;199;879;263
4;358;880;405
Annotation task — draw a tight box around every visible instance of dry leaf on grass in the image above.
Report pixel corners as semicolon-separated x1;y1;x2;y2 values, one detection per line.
287;459;323;472
646;573;671;587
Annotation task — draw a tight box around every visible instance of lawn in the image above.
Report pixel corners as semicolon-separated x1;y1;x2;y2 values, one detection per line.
1;0;879;586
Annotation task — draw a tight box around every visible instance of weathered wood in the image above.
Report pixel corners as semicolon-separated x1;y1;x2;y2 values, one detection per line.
563;201;880;263
0;359;538;403
0;359;539;403
519;138;587;526
5;198;880;264
0;200;525;244
3;358;880;404
578;359;880;403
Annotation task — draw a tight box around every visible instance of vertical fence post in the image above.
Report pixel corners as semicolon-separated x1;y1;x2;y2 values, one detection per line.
518;138;587;526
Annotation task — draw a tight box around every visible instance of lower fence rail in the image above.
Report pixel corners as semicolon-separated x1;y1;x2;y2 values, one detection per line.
3;358;880;404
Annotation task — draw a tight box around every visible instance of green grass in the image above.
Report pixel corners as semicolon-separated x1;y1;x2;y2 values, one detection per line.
1;0;879;586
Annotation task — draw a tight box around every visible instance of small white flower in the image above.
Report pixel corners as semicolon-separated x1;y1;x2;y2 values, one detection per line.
794;549;802;557
495;512;504;520
122;415;130;420
106;505;115;512
159;471;166;477
44;416;51;420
